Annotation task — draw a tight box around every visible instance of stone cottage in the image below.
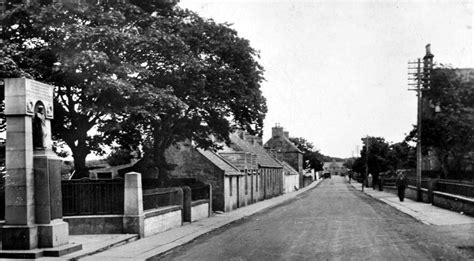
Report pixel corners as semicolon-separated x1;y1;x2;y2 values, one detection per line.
264;125;303;187
222;132;284;200
165;130;285;212
164;141;245;212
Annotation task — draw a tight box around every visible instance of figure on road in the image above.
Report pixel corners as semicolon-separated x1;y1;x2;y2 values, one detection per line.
395;170;408;202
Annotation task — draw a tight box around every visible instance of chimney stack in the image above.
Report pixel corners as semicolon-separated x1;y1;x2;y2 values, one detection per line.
272;123;284;138
425;44;432;56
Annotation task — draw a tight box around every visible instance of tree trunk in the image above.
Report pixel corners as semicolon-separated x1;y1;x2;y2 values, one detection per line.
71;146;89;179
153;141;169;187
69;124;91;179
153;124;172;187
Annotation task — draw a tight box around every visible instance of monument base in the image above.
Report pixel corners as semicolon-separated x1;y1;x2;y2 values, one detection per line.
0;242;82;259
1;225;38;250
38;219;69;248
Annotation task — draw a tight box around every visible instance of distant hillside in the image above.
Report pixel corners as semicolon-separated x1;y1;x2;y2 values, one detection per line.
320;154;345;163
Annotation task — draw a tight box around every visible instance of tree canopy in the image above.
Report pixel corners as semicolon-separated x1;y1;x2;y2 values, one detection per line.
289;137;324;171
406;66;474;178
351;136;415;177
0;1;267;180
352;137;390;176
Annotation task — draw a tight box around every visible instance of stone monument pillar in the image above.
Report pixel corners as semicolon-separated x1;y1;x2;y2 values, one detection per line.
2;78;69;250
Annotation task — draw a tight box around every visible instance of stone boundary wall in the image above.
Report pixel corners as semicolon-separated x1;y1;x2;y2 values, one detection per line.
64;215;123;235
382;185;430;203
383;185;474;217
63;206;187;237
62;172;213;237
191;200;210;222
144;206;182;237
432;191;474;216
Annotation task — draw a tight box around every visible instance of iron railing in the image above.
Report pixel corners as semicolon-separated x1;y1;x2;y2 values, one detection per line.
191;185;210;201
143;187;183;211
142;178;210;202
62;178;124;216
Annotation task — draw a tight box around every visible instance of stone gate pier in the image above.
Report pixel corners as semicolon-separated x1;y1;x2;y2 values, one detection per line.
0;78;81;258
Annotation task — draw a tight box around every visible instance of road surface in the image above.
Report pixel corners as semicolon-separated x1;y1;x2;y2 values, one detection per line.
158;176;474;260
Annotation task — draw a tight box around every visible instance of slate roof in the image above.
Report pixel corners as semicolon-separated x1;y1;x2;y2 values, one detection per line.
198;148;242;176
280;161;299;175
264;136;302;153
229;133;282;169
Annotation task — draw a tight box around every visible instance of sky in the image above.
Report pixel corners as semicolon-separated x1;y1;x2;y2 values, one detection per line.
178;0;474;158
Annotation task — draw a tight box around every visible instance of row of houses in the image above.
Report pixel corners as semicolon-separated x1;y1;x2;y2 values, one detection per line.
55;125;307;238
160;125;306;212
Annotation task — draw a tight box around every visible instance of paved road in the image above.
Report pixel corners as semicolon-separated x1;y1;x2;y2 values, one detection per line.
158;176;473;260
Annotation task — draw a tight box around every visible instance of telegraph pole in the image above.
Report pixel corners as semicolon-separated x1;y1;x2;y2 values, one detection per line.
362;136;369;192
408;44;433;202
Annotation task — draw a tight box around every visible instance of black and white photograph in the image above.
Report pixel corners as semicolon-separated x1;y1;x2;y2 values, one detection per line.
0;0;473;260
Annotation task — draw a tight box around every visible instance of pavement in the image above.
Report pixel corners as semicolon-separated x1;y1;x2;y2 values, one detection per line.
37;176;473;260
40;178;325;261
348;179;474;226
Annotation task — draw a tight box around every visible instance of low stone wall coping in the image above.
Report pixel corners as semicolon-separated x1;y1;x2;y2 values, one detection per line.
64;214;123;219
407;185;428;192
434;191;474;203
144;205;182;219
191;199;210;207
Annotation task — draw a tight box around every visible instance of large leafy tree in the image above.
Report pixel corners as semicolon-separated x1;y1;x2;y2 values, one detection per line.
352;137;415;179
406;66;474;178
352;136;391;176
289;137;323;171
104;8;267;184
1;1;266;181
387;141;416;170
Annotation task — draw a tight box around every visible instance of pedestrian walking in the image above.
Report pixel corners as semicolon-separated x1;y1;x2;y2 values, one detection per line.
395;170;408;202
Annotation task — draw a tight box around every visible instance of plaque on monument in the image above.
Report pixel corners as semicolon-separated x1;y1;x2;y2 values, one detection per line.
5;78;54;119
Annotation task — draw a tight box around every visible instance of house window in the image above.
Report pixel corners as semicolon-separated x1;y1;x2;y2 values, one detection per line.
229;177;233;196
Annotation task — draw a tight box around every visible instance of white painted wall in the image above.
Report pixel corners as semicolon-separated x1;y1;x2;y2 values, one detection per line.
224;176;238;212
191;203;209;222
284;174;299;194
144;210;182;237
